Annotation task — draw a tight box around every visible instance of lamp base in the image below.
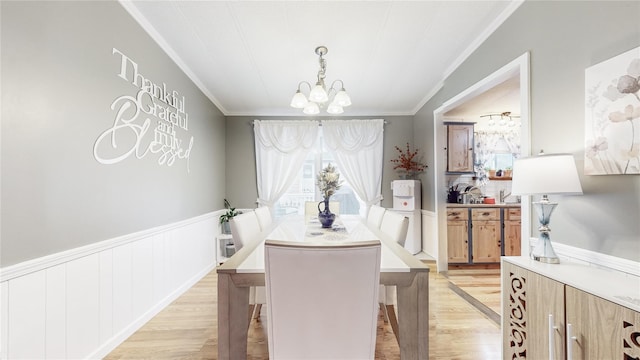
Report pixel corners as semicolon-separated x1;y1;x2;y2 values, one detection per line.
531;199;560;264
531;235;560;263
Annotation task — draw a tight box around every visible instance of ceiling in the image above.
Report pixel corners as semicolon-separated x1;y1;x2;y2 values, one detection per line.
122;1;522;117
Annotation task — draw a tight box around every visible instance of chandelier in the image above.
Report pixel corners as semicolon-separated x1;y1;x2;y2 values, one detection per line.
290;46;351;115
480;111;520;127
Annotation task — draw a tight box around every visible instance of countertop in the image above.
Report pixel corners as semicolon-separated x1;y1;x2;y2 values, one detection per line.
447;203;521;208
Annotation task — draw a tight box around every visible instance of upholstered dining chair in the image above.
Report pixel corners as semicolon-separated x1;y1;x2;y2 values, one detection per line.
229;211;266;323
254;206;273;232
264;240;381;360
366;204;386;229
378;210;410;343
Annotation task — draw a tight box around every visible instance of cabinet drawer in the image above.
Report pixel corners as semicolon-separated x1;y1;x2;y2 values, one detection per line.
505;208;521;220
447;209;468;221
471;208;500;221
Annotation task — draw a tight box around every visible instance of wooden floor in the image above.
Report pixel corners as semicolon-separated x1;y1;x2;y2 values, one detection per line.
105;262;502;360
445;269;502;324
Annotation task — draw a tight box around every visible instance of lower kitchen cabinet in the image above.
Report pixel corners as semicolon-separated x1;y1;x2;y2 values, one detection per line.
502;257;640;360
471;208;501;262
503;208;521;256
446;209;469;263
447;206;520;265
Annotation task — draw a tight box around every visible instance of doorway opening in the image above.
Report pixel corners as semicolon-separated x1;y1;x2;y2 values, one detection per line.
432;52;532;273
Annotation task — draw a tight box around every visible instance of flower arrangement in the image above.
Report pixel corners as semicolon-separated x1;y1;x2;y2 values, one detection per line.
391;143;427;178
316;163;343;198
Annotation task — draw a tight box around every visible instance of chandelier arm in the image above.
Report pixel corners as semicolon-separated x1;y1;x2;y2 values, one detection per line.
328;79;345;91
297;81;312;93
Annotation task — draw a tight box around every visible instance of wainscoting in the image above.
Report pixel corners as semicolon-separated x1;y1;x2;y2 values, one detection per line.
421;210;437;259
0;212;220;359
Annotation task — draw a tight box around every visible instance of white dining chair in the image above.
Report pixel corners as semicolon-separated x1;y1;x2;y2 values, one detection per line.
229;211;266;322
380;211;410;247
229;211;262;252
378;210;410;343
366;204;386;229
254;206;273;232
264;240;381;360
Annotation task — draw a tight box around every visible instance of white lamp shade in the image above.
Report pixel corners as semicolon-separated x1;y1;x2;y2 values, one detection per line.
290;91;308;108
334;89;352;107
302;102;320;115
512;153;583;195
309;83;328;103
326;102;343;114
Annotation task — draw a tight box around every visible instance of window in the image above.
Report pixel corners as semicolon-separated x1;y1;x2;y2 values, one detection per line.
273;128;365;218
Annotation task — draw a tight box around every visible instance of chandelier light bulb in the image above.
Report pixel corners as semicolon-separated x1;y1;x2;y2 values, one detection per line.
290;90;308;108
303;102;320;115
327;102;344;114
309;83;329;103
334;89;351;107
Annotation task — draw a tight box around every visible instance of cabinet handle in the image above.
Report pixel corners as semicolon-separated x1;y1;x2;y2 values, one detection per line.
548;314;558;360
566;323;577;360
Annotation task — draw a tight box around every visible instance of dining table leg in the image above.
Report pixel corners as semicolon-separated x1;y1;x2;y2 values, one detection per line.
397;271;429;360
218;273;250;360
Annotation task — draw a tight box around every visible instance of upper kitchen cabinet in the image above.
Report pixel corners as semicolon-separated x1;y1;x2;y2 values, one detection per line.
446;122;475;173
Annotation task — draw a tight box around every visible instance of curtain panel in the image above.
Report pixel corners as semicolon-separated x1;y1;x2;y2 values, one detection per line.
322;119;385;208
253;120;319;210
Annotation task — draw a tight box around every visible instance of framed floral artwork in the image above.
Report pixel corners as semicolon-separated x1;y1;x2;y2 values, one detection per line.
585;46;640;175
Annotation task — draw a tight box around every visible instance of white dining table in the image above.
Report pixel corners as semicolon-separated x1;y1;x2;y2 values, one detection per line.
217;215;430;359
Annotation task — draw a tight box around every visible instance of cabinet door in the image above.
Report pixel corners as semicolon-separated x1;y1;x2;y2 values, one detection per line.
504;220;521;256
471;220;501;262
447;124;474;172
447;220;468;263
566;286;640;360
502;262;565;360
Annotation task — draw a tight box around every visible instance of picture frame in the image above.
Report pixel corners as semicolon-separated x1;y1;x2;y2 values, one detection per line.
584;46;640;175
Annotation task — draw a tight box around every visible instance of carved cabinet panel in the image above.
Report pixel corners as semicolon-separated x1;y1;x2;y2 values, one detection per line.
502;261;565;359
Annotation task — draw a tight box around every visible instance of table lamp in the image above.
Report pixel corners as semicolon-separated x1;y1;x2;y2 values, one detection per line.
511;152;583;263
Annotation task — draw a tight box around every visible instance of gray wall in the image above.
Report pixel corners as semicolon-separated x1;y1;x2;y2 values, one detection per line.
415;1;640;261
225;116;416;209
1;1;226;266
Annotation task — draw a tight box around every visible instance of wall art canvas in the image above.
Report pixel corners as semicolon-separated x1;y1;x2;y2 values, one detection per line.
585;46;640;175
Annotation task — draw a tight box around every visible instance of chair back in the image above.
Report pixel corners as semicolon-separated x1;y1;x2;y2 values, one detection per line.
264;240;381;360
366;204;386;229
380;211;410;247
254;206;272;231
229;211;262;251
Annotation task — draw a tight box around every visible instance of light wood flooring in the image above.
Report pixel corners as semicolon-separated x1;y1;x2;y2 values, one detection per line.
105;262;502;360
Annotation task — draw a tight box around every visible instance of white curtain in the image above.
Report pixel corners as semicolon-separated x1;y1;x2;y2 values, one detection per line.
322;119;384;209
254;120;319;210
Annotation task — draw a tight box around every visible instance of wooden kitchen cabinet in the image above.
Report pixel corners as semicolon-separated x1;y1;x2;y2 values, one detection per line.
503;208;521;256
446;123;474;173
502;258;640;360
446;209;469;263
471;208;501;263
447;206;521;266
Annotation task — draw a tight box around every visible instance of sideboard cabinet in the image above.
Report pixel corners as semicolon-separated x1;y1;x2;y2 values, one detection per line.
502;257;640;360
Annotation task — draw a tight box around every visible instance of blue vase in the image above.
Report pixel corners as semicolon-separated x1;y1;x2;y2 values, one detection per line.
317;197;335;228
